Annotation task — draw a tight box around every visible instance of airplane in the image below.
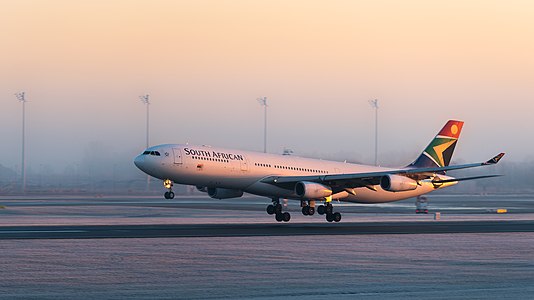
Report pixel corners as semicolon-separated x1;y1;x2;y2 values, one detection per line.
134;120;504;222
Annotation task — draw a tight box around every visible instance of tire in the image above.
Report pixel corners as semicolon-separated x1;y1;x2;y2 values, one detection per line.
326;213;334;222
302;206;309;216
282;212;291;222
308;206;315;216
275;213;283;222
333;212;341;222
275;204;282;214
164;192;170;199
168;191;175;199
317;205;325;215
267;205;275;215
325;204;333;215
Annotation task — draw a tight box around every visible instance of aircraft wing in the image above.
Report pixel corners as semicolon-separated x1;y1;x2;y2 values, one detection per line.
260;153;505;189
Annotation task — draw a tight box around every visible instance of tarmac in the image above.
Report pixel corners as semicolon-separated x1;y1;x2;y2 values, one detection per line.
0;194;533;299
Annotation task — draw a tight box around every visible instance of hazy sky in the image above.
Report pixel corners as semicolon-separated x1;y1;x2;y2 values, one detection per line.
1;0;533;172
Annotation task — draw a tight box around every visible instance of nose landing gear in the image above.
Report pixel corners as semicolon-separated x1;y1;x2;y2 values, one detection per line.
163;179;175;199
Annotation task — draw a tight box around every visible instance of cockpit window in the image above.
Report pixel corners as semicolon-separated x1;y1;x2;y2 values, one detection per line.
142;151;161;156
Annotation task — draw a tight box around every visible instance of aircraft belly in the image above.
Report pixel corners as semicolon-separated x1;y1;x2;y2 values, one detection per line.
160;163;257;189
245;182;297;199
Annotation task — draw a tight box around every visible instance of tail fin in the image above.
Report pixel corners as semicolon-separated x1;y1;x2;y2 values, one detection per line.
409;120;464;169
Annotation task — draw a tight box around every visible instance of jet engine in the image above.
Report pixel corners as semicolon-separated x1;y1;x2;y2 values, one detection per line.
380;174;418;192
196;186;208;193
295;181;333;199
207;188;244;199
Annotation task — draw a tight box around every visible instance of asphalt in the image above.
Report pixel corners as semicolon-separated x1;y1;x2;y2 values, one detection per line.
1;220;534;239
0;194;533;299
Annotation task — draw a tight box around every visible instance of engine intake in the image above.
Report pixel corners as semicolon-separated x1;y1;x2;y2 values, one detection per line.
207;188;244;199
295;181;332;199
380;175;418;192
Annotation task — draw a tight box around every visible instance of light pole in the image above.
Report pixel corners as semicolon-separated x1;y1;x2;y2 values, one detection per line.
257;97;267;153
15;92;27;193
139;94;151;191
368;99;379;166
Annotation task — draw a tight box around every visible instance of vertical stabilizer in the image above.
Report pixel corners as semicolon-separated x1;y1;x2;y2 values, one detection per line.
409;120;464;169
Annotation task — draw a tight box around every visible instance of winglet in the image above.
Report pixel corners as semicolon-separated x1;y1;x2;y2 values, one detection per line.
484;153;505;165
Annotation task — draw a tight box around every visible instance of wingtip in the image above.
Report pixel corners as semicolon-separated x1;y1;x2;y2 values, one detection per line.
485;153;505;165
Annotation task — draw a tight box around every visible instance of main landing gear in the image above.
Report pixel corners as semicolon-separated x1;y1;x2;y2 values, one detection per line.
317;202;342;222
163;179;175;199
266;198;291;222
301;200;315;216
265;198;341;223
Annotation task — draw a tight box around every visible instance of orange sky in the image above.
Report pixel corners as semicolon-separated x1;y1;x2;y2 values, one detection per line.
1;0;533;169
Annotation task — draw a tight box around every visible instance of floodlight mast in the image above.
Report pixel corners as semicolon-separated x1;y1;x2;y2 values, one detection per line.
368;99;379;166
139;94;151;191
257;97;268;153
139;94;150;149
15;92;27;193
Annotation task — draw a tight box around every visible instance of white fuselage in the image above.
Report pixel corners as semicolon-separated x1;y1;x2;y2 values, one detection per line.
134;144;456;203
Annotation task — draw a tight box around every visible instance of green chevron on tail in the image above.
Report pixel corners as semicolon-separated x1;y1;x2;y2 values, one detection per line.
410;120;464;169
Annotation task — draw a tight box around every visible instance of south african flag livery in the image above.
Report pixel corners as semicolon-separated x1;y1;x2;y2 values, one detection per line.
410;120;464;169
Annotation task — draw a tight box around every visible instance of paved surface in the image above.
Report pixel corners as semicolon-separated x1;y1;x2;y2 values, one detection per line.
0;194;533;299
1;220;534;239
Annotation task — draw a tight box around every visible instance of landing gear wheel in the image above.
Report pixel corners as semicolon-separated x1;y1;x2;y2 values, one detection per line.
326;213;334;222
275;213;283;222
163;179;174;199
307;206;315;216
317;205;325;215
325;203;333;215
282;212;291;222
333;212;341;222
302;206;309;216
267;205;275;215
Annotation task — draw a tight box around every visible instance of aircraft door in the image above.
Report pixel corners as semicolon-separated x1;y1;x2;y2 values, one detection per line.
172;148;183;164
240;157;248;171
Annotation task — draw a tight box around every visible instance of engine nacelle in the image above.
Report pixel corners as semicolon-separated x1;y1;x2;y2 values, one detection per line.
207;188;244;199
380;175;418;192
196;186;208;193
295;181;333;199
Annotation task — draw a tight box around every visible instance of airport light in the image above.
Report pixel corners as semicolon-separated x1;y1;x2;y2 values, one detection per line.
139;94;151;191
257;97;268;153
368;99;379;166
15;92;27;193
139;94;150;148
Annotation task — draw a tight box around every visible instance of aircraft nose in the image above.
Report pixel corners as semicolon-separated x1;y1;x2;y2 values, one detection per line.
134;154;145;171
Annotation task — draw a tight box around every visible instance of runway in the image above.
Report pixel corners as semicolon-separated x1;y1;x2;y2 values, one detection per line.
1;194;534;299
2;220;534;239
